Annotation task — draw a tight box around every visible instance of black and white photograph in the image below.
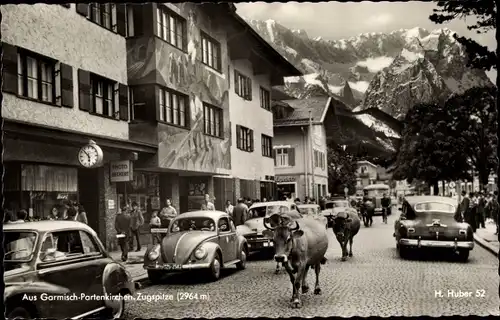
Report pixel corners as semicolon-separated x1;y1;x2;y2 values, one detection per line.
1;1;498;319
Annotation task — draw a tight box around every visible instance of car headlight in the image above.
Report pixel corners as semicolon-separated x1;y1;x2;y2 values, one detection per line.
194;245;207;260
148;244;160;261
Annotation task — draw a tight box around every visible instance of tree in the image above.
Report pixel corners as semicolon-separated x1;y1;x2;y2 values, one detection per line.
429;0;497;71
327;142;358;195
392;102;471;194
445;86;498;188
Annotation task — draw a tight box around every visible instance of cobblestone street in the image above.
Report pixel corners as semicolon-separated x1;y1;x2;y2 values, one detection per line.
124;214;499;318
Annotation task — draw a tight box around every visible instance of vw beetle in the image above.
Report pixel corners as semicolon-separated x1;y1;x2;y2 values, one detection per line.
144;210;248;283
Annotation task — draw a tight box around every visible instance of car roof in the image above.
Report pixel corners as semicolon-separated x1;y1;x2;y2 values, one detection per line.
250;201;292;209
175;210;229;220
404;196;458;207
297;204;320;208
363;184;390;190
4;220;96;233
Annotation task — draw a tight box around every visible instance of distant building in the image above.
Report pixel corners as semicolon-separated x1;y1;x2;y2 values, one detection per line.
356;160;378;191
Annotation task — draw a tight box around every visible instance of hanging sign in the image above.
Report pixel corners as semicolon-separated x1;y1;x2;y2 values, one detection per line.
110;160;134;182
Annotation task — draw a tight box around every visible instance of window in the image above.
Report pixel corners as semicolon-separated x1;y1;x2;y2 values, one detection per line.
234;70;252;100
88;3;115;30
236;125;254;152
90;75;119;119
79;231;100;255
203;103;223;138
314;150;326;169
261;135;273;157
260;87;271;110
201;32;221;71
218;217;230;232
159;87;189;128
39;230;92;262
17;52;56;103
126;4;135;37
156;5;186;50
276;148;289;167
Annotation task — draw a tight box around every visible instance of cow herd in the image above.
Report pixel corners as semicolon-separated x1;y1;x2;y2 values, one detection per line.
261;211;360;308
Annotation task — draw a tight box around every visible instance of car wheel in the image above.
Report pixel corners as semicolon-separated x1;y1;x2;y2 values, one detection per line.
147;270;164;284
208;254;222;281
103;294;125;319
236;248;247;270
457;249;470;262
398;245;410;259
7;307;32;320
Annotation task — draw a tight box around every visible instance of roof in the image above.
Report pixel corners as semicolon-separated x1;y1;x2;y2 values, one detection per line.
175;210;229;220
250;201;292;209
357;160;377;167
297;204;321;208
404;196;458;207
363;184;390;190
273;97;331;127
4;220;95;233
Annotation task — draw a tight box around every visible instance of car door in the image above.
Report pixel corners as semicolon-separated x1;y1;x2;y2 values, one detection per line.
227;218;239;260
217;217;235;263
36;230;97;318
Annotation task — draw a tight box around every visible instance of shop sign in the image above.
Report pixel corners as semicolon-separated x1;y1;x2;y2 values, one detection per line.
276;176;296;183
108;200;115;210
110;160;133;182
57;193;69;200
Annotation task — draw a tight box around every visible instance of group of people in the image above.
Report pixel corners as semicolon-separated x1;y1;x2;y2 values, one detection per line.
4;201;89;225
456;190;500;234
114;201;145;262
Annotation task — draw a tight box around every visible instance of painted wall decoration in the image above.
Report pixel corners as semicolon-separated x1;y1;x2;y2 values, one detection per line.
127;3;231;173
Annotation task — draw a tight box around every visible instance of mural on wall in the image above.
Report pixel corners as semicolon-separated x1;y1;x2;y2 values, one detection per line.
127;4;231;173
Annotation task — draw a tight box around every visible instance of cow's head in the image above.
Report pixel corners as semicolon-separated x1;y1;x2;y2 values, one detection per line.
332;213;352;241
262;218;303;263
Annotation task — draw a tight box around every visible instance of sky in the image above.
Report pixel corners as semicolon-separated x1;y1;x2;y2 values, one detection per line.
235;1;497;82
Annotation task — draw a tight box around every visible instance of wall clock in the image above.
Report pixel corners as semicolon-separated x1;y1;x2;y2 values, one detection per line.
78;140;104;168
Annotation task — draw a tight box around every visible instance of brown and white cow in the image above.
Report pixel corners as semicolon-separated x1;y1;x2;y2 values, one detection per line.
330;210;361;261
262;214;328;308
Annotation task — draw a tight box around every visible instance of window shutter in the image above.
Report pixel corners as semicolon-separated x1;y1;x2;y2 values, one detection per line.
2;42;18;95
234;70;239;95
118;83;129;121
273;149;277;166
60;63;74;108
78;69;91;112
235;125;241;149
247;78;252;101
249;129;254;152
76;3;89;16
116;4;127;36
288;148;295;166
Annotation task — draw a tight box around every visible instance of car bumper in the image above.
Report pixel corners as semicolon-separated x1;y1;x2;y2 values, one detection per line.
399;238;474;250
143;263;211;271
247;239;274;251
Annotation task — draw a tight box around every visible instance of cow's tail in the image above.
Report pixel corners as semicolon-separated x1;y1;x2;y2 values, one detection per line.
320;256;327;264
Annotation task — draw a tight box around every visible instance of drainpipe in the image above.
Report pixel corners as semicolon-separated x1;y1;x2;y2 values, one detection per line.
301;126;309;199
309;110;316;200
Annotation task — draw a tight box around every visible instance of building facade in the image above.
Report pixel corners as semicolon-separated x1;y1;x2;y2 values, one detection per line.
272;97;330;201
355;160;378;191
2;3;301;250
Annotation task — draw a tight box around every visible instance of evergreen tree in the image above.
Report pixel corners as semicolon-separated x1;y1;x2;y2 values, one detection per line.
327;142;358;195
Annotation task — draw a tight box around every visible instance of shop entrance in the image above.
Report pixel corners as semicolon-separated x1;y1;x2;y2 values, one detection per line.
78;168;100;236
277;182;297;201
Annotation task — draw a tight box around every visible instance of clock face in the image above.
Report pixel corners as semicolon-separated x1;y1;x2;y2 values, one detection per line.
79;145;100;168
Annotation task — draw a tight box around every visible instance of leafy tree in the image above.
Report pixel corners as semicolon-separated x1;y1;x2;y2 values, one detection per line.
327;142;358;195
392;102;471;194
429;0;497;71
444;86;498;188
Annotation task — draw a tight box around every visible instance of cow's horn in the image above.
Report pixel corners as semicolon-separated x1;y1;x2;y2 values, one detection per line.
290;220;300;231
263;218;276;230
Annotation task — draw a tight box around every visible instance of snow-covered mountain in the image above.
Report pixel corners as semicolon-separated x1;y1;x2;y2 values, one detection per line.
245;19;494;119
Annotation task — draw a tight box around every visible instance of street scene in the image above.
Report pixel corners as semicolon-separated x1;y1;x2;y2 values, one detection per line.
2;0;499;319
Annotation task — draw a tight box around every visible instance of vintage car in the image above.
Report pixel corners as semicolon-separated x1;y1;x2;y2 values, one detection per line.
393;196;474;262
363;183;391;215
236;201;301;254
144;210;248;283
297;204;328;229
322;199;358;227
4;220;135;319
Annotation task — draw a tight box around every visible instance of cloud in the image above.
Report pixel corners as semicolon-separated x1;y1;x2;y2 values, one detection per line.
365;13;394;26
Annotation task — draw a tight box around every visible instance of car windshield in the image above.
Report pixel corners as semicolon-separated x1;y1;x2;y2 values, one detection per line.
298;206;319;215
170;217;216;233
414;202;455;213
326;201;348;209
364;189;389;197
4;231;37;262
249;205;289;218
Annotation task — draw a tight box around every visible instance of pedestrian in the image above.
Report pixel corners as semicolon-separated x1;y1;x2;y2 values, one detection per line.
490;191;500;235
381;193;391;224
225;200;234;216
48;206;61;220
129;202;144;252
115;205;132;262
65;207;78;221
467;192;477;232
201;194;215;211
232;198;248;226
455;190;469;223
11;209;28;223
149;210;161;245
160;198;178;226
476;192;486;229
319;196;326;210
73;202;89;224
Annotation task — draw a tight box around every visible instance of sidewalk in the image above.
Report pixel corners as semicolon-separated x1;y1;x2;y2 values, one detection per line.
473;219;499;257
109;248;148;283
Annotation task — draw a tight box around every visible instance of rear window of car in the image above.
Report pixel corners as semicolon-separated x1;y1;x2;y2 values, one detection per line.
4;231;37;262
249;205;289;218
298;207;319;215
414;202;455;213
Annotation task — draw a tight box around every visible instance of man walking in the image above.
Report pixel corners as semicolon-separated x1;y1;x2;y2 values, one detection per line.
201;194;215;211
490;191;500;235
455;190;469;223
232;198;248;226
476;192;487;229
381;193;391;224
115;205;132;262
129;202;144;252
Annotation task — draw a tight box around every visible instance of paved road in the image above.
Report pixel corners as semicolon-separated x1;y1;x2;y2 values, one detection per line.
124;213;499;318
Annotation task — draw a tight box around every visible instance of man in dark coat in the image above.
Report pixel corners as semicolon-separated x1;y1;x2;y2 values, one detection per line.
115;205;132;262
455;191;469;222
381;193;391;224
491;191;500;235
476;192;486;229
232;198;248;226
